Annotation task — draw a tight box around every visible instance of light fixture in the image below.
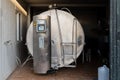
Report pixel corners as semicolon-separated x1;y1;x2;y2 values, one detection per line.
11;0;27;16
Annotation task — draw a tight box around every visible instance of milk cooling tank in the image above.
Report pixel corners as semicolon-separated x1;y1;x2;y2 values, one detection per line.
26;9;85;74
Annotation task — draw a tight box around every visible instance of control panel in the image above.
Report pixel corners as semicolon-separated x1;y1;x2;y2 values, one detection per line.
36;19;46;32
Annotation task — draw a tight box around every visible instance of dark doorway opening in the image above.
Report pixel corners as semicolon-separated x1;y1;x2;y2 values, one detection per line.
29;1;110;79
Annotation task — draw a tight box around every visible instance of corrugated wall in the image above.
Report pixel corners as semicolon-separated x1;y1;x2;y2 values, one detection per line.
110;0;120;80
0;0;27;80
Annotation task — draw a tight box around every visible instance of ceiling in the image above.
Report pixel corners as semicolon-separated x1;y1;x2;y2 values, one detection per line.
23;0;108;7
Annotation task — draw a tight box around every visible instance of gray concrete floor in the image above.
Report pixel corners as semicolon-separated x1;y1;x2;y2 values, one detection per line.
8;61;98;80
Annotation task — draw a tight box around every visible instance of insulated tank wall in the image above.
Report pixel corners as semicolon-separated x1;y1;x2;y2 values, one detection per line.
26;9;85;68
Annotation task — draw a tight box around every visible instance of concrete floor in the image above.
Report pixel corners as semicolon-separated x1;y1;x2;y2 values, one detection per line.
8;61;98;80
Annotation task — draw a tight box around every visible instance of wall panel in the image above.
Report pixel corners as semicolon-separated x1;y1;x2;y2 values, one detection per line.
1;0;17;79
0;0;3;79
0;0;27;79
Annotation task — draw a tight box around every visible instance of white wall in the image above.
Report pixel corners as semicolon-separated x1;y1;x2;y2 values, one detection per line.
0;0;2;79
0;0;27;80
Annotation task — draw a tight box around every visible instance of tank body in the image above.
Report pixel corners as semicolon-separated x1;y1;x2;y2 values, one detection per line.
26;9;85;68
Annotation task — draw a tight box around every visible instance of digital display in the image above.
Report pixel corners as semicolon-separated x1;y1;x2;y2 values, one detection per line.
38;24;45;31
36;19;46;32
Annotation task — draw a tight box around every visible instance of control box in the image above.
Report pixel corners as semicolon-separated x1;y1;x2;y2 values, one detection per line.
36;19;46;32
33;16;51;74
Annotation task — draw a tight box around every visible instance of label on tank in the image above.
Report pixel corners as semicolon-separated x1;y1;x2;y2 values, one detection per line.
39;37;44;48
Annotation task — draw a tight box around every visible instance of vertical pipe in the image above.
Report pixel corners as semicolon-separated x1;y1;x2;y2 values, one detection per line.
75;19;77;65
71;18;75;65
55;9;64;65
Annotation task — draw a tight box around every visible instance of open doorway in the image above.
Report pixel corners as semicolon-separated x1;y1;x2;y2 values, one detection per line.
8;0;110;80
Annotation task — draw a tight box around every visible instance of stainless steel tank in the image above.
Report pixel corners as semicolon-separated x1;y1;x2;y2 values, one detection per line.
26;9;85;68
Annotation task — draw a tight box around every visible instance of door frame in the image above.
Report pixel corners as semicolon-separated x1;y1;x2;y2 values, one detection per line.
110;0;120;80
